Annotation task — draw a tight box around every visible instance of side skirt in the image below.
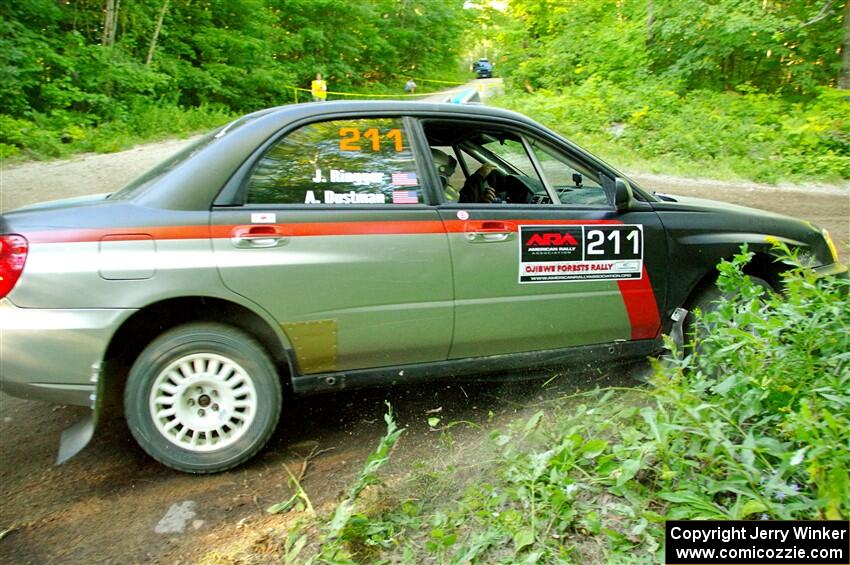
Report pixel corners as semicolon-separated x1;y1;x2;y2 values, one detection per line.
291;338;663;395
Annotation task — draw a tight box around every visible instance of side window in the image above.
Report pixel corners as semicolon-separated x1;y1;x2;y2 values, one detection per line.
529;141;608;206
245;118;422;205
424;123;550;205
482;138;539;179
458;148;483;176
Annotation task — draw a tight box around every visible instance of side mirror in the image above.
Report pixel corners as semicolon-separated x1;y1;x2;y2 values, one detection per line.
614;178;634;212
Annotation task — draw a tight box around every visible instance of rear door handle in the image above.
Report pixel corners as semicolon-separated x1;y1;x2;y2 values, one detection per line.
231;225;288;248
465;221;515;243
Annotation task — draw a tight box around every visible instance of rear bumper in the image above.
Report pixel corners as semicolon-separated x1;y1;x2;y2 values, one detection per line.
0;299;133;406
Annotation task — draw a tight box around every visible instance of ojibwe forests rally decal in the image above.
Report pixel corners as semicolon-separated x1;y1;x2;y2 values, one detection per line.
519;225;644;283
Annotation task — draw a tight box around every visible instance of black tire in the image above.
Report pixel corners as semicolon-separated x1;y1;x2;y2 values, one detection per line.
684;275;773;347
125;322;282;473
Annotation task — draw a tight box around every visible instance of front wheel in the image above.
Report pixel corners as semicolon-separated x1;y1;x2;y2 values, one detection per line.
125;323;282;473
684;275;773;348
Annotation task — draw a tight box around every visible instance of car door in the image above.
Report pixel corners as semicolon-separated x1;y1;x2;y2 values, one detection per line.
421;118;667;359
211;116;453;374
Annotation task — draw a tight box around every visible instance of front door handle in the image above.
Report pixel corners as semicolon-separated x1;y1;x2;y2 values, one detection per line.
231;225;288;248
465;221;515;243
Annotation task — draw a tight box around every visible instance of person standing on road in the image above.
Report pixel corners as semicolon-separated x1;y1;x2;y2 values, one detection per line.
311;73;327;102
404;78;417;94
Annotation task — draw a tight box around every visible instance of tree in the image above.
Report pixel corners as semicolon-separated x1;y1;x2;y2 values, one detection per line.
145;0;169;65
102;0;120;47
840;0;850;89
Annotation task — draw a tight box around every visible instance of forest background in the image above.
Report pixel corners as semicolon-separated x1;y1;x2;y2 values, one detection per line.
1;0;849;184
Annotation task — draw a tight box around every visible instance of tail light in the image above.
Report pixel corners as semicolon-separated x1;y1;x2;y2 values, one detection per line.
0;234;28;299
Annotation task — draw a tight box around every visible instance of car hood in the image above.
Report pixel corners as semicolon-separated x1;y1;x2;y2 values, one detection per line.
6;193;112;214
650;192;836;265
651;193;796;222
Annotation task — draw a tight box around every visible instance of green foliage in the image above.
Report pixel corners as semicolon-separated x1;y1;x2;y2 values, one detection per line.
495;81;850;182
296;247;849;562
483;0;850;183
647;0;846;94
0;0;466;161
498;0;847;95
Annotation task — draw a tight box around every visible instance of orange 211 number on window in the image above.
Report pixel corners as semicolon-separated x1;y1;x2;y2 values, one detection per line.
339;128;404;152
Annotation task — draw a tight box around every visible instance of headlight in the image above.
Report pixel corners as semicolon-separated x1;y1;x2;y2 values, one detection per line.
822;229;839;263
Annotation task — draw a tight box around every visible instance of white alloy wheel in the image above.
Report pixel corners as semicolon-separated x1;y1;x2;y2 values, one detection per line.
127;323;281;473
149;353;258;452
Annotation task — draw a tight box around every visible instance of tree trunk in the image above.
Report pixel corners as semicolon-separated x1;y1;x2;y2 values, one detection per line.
146;0;170;65
839;0;850;89
102;0;120;47
646;0;655;48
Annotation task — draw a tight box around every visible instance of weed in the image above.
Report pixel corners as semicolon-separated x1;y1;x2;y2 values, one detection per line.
295;246;848;563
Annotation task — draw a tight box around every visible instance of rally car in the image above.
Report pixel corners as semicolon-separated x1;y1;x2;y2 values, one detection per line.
0;101;844;473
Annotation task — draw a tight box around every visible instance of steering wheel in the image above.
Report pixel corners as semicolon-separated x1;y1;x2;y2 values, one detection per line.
501;173;542;204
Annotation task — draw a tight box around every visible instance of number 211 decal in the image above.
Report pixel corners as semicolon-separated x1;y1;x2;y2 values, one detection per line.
519;225;643;283
339;127;404;152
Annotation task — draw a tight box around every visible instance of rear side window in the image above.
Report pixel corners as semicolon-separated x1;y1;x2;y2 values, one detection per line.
245;118;423;205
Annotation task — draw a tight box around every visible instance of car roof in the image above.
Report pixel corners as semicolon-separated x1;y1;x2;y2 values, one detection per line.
258;100;531;127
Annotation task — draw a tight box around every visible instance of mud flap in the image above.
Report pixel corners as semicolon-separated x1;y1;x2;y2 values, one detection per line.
57;413;96;464
56;362;103;465
669;307;688;349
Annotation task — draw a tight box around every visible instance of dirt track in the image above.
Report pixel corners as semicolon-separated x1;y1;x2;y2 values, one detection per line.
0;102;848;563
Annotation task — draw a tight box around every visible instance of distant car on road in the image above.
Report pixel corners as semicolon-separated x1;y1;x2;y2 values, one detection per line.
0;101;844;473
472;58;493;78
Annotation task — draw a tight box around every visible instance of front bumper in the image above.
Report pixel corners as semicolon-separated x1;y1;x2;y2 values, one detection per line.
813;262;848;296
814;261;848;281
814;261;848;277
0;299;133;406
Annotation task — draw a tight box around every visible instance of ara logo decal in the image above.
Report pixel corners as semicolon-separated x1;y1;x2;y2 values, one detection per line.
525;232;579;247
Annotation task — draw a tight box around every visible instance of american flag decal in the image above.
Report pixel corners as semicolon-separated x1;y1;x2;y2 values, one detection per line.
391;172;418;186
392;190;419;204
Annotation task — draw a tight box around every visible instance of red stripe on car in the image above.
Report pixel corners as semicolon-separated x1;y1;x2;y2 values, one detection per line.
26;218;661;339
618;269;661;339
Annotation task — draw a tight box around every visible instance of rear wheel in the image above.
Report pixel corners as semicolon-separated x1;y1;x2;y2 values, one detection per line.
125;322;282;473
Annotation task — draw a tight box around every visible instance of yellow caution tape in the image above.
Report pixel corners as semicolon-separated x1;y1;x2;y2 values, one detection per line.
285;79;488;103
288;85;432;98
